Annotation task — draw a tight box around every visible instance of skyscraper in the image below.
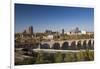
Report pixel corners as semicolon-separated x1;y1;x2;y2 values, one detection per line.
62;29;64;35
75;27;79;33
23;29;27;34
28;26;33;34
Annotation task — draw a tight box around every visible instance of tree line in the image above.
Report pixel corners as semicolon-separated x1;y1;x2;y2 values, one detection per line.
15;49;94;65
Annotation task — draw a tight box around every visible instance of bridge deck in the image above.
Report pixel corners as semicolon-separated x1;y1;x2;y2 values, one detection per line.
33;49;94;53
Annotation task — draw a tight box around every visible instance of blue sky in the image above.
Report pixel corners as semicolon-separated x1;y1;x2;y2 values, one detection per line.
15;4;94;33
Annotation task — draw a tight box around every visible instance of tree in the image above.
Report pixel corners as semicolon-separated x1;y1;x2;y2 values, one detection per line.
43;53;55;63
35;51;44;64
64;52;76;62
89;51;94;60
76;50;85;61
84;49;94;61
54;52;63;63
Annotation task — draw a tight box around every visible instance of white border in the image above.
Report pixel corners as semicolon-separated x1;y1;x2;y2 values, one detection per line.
0;0;10;69
15;0;95;8
11;0;14;69
11;0;96;69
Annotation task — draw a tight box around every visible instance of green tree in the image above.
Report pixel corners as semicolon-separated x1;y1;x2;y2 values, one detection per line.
76;50;85;61
54;52;63;63
35;51;44;64
43;53;54;63
84;49;94;61
89;51;94;60
64;52;76;62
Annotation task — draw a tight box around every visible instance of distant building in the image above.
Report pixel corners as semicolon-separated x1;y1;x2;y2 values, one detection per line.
75;27;80;33
66;27;87;35
28;26;33;34
86;32;94;35
23;30;27;34
45;30;52;34
66;32;71;35
43;35;53;40
62;29;64;35
68;27;80;35
47;35;53;40
81;31;86;34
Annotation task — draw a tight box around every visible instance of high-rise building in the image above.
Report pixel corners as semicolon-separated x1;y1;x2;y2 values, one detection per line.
45;30;52;34
23;29;27;34
75;27;80;33
28;26;33;34
62;29;64;35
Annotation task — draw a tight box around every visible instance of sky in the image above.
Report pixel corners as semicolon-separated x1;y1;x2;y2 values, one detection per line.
15;4;94;33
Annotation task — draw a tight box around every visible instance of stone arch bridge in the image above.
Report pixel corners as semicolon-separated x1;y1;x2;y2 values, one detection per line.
39;39;94;50
15;39;94;50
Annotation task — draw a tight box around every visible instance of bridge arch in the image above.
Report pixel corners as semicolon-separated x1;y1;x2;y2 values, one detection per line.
52;43;60;49
70;41;77;50
88;40;93;49
93;40;94;45
77;41;82;50
82;40;87;49
61;42;69;50
40;43;50;49
92;40;94;49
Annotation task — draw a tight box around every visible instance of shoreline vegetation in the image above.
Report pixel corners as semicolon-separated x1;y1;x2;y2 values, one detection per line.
15;49;94;65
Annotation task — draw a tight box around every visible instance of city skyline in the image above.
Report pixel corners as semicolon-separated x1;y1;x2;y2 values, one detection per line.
15;4;94;33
